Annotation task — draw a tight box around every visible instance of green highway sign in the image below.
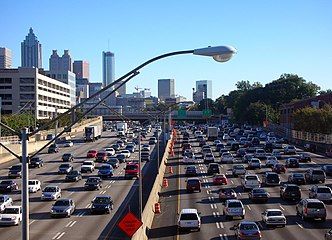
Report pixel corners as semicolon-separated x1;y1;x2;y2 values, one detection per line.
203;109;212;117
178;109;186;117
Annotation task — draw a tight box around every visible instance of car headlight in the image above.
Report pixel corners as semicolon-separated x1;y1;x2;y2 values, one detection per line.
66;209;71;213
11;216;17;220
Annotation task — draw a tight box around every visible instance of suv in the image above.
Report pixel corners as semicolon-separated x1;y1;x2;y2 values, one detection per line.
305;168;326;183
285;158;299;168
207;163;220;175
296;198;327;221
8;164;22;178
186;178;201;192
62;153;74;162
223;199;245;220
308;186;332;202
280;184;301;201
262;172;280;186
51;198;75;218
177;208;201;232
241;174;261;190
124;162;139;179
90;195;114;214
29;157;44;168
48;144;59;153
140;152;150;162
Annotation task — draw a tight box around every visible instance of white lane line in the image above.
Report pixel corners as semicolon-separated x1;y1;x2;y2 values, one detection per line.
238;192;242;196
209;197;212;202
52;232;61;240
65;221;73;227
206;190;209;194
207;185;210;189
223;234;228;240
219;221;224;228
68;192;74;196
247;205;251;211
107;185;111;189
220;165;223;168
216;222;220;228
279;205;285;210
29;220;36;225
216;211;220;217
296;222;304;229
56;232;65;239
230;180;234;184
213;212;216;217
68;221;76;228
312;161;317;164
213;204;217;209
258;222;264;230
210;204;214;209
85;203;91;208
211;196;215;202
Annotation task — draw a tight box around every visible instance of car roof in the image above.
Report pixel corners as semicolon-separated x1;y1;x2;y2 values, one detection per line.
180;208;198;214
187;177;200;180
226;199;241;203
4;205;21;209
45;185;58;188
304;198;323;203
266;208;282;212
239;220;258;225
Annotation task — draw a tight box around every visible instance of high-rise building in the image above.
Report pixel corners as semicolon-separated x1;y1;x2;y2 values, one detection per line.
193;80;212;102
73;60;89;79
49;50;72;72
102;51;115;87
89;82;103;97
0;47;12;69
158;79;175;101
114;80;126;96
21;28;42;68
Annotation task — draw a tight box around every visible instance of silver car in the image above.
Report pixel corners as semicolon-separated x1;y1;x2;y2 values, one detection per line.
41;186;61;201
51;199;75;217
309;186;332;202
296;198;327;221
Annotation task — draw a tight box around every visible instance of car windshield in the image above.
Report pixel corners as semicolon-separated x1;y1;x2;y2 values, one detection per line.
268;174;279;180
63;154;71;157
54;200;70;206
228;202;242;208
253;189;266;193
293;173;304;178
28;180;37;185
180;213;198;220
317;188;331;193
240;223;258;231
312;170;324;175
11;165;21;170
87;178;99;183
44;187;56;192
68;171;79;175
246;176;258;180
83;162;93;165
100;165;110;170
187;180;199;185
307;202;325;209
126;165;138;170
1;181;13;185
234;165;244;169
286;186;299;191
267;211;282;216
60;164;70;168
3;208;19;214
30;157;40;162
94;197;110;204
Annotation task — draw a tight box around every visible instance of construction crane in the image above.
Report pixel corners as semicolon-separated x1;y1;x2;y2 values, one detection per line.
135;86;150;92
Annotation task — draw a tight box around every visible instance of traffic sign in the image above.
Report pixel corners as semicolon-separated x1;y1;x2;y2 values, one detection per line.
203;109;212;117
178;109;186;117
118;211;143;237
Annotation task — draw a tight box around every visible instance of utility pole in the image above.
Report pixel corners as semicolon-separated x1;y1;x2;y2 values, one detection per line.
157;116;160;173
21;128;29;240
138;131;142;220
0;97;2;154
54;108;58;137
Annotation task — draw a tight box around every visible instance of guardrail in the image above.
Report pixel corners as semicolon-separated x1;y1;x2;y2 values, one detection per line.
291;130;332;144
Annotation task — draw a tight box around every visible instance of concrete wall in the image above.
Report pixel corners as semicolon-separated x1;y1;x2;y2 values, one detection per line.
132;137;172;240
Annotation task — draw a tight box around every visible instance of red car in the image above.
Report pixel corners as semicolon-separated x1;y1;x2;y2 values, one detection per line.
213;174;228;185
87;150;97;158
273;163;286;173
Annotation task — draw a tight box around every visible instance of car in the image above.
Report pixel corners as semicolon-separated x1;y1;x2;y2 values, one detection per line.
0;195;13;212
185;165;198;177
266;156;279;168
124;162;139;179
41;185;61;200
261;209;286;227
149;137;157;145
29;157;44;168
262;172;280;186
231;220;261;240
207;163;220;175
98;164;114;178
48;144;59;153
249;188;270;203
251;137;260;146
177;208;201;232
285;158;299;168
242;154;254;163
81;160;95;173
65;170;82;182
125;144;135;153
308;185;332;202
107;158;120;168
280;184;301;201
305;168;326;183
241;174;261;190
236;148;247;158
64;140;74;147
51;198;75;218
116;140;125;148
272;163;286;173
8;164;22;178
221;152;234;164
111;144;121;151
219;188;237;201
248;158;261;169
296;198;327;221
288;173;306;185
62;153;74;162
271;149;282;159
120;150;131;158
90;195;114;214
298;152;312;162
284;145;297;155
0;206;22;226
304;143;317;153
216;143;225;152
87;150;98;158
322;164;332;176
232;164;246;176
84;177;102;190
0;180;18;193
183;152;196;164
326;228;332;240
213;174;228;185
141;144;150;152
104;148;116;156
254;149;266;159
116;153;126;163
231;142;240;151
58;163;73;174
96;151;108;162
204;153;215;164
186;177;201;192
223;199;245;220
28;179;41;193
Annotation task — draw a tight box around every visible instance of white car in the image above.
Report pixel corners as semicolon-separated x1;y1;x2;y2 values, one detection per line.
241;174;261;190
194;131;202;138
177;208;201;231
223;199;245;220
266;157;279;168
183;153;196;164
232;165;246;176
223;134;231;140
248;158;261;169
0;206;22;226
120;150;131;158
309;186;332;202
104;148;115;156
64;141;74;147
81;161;95;173
0;195;13;212
41;185;61;201
28;179;41;193
254;149;266;159
221;152;234;163
261;209;286;227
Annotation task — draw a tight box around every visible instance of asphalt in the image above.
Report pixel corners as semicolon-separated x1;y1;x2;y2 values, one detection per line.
149;130;332;240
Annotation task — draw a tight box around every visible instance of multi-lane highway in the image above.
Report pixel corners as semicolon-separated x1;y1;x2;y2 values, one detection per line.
150;128;332;240
0;129;158;240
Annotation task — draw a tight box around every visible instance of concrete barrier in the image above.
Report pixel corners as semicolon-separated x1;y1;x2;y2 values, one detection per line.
132;137;172;240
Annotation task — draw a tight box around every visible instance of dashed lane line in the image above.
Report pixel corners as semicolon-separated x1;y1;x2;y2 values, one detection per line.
56;232;65;239
247;205;251;211
216;222;220;228
52;232;61;240
68;221;76;228
296;222;304;229
29;220;36;225
279;205;285;210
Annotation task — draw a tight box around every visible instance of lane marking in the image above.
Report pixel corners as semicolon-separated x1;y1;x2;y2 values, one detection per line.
56;232;65;239
213;204;217;209
219;221;224;228
296;222;304;229
65;221;73;227
213;212;216;217
211;196;215;202
247;205;251;211
52;232;61;240
238;192;242;196
68;221;76;228
279;205;285;210
206;190;210;194
29;220;36;225
312;161;317;164
216;211;220;217
210;204;214;209
209;197;212;202
85;203;91;208
230;180;234;184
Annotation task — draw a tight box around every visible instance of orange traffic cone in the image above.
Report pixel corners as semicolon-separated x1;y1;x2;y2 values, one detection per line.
154;203;161;213
162;178;168;188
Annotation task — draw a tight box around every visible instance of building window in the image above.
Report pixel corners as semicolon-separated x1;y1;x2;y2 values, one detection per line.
0;94;12;100
20;86;35;92
57;74;62;79
20;78;35;84
0;78;12;84
0;86;12;89
20;94;35;100
2;101;12;105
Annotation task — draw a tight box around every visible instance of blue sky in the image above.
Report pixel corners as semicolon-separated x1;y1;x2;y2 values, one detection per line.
1;0;332;100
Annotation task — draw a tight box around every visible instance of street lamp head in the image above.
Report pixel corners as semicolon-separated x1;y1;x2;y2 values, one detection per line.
193;45;237;62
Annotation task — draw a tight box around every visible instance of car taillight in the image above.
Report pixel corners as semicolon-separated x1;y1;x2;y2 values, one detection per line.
304;207;308;214
254;231;261;237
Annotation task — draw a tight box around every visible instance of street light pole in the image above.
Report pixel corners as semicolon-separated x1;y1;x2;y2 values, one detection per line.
157;116;160;173
138;131;142;220
21;128;29;240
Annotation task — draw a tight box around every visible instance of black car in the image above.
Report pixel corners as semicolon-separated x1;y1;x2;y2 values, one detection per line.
249;188;270;202
8;164;22;178
111;144;121;151
115;153;126;163
48;144;59;153
288;173;306;185
140;152;150;162
84;177;102;190
90;195;114;214
298;153;311;162
62;153;74;162
262;172;280;186
265;142;273;152
107;158;120;168
65;170;82;182
280;184;301;201
207;163;220;175
0;180;18;193
322;165;332;176
29;157;44;168
185;166;198;177
285;158;299;168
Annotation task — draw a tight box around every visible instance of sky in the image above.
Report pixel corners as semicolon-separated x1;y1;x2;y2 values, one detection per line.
1;0;332;100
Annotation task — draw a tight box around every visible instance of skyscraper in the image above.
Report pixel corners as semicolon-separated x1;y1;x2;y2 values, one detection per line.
196;80;212;98
102;51;115;87
73;60;89;79
158;79;175;101
0;47;12;69
21;28;42;68
49;50;72;72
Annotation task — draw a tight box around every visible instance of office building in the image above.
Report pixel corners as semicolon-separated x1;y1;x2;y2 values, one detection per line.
193;80;212;102
49;50;72;72
0;67;71;119
0;47;12;69
102;51;115;87
73;60;89;79
158;79;175;101
89;82;103;97
21;28;42;68
114;80;126;96
76;78;89;103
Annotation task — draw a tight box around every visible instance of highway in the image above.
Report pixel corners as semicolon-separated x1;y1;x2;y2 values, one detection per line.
150;130;332;240
0;129;158;240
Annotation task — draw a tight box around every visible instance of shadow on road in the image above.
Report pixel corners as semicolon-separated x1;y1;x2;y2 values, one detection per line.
148;225;178;238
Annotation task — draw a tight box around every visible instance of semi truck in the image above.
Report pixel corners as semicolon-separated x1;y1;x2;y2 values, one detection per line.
207;127;218;141
84;125;102;142
116;122;128;137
